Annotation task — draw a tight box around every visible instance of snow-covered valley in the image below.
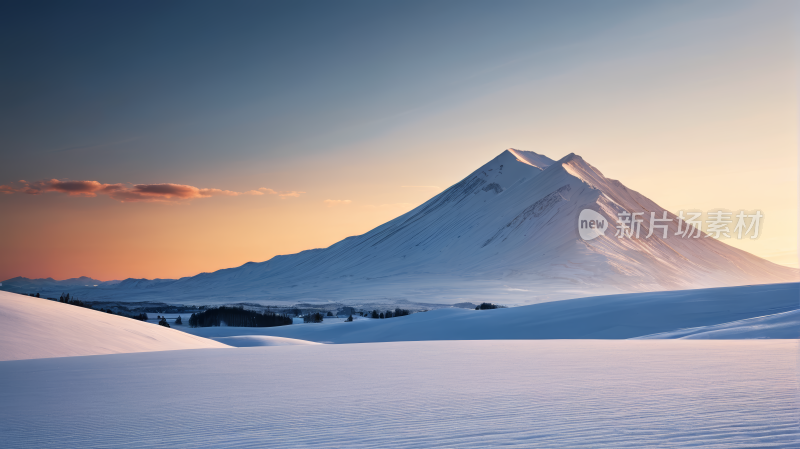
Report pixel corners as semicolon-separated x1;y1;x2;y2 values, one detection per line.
181;282;799;344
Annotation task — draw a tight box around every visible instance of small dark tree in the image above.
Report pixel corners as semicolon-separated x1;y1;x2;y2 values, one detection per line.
326;311;334;317
379;312;384;319
346;314;353;322
175;315;183;325
385;310;393;318
476;302;499;310
158;317;170;328
371;310;379;319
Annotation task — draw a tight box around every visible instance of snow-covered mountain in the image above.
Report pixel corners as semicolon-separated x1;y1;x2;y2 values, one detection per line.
4;149;797;305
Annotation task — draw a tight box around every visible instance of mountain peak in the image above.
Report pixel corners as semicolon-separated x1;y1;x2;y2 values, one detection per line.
545;152;607;188
553;152;592;167
507;148;554;170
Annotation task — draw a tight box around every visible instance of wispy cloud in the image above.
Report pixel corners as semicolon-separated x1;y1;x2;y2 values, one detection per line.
324;199;352;207
258;187;305;199
0;179;303;203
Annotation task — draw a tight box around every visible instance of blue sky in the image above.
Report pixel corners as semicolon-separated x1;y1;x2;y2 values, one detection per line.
1;0;708;182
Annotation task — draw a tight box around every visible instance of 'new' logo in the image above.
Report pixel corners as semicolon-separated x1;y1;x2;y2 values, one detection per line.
578;209;608;240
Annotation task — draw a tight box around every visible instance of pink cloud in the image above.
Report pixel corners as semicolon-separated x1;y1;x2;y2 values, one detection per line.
0;179;304;203
15;179;106;196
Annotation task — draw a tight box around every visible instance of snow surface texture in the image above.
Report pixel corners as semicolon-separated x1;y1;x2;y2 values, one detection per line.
1;340;798;448
5;149;796;306
0;291;229;361
211;335;321;347
182;283;800;344
634;309;800;340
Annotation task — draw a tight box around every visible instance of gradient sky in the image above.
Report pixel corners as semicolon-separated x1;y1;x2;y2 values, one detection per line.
1;0;797;281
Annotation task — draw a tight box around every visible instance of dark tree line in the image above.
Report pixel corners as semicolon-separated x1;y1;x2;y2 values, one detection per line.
98;307;145;319
31;292;150;321
58;293;89;308
304;312;324;323
370;308;411;319
188;306;293;328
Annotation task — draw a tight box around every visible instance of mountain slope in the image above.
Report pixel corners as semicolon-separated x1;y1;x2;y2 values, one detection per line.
3;149;796;305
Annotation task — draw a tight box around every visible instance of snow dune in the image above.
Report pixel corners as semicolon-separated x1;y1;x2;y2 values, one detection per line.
634;309;800;340
0;340;797;448
184;283;800;344
0;291;229;361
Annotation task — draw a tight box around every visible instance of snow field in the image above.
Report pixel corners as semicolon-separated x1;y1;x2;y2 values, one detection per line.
0;340;797;448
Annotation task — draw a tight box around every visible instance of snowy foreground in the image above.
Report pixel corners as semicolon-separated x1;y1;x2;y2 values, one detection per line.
1;340;798;448
1;286;799;447
0;291;228;361
183;283;800;344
